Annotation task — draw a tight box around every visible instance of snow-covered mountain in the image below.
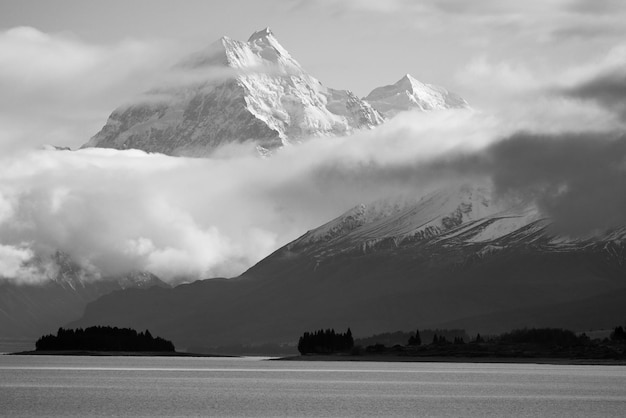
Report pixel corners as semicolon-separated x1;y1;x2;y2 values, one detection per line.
70;183;626;349
365;74;469;117
290;184;542;256
288;182;626;266
83;28;384;157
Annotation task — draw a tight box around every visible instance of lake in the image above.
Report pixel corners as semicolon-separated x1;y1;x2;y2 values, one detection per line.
1;355;625;417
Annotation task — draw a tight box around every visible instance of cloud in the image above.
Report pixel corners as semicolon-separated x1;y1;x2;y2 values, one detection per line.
0;108;505;283
443;44;626;236
4;90;624;285
455;43;626;133
0;27;178;153
0;243;38;284
566;0;625;15
456;56;538;94
0;26;338;152
2;23;626;285
0;27;167;91
380;130;626;238
295;0;625;35
555;44;626;121
292;0;408;14
295;0;571;16
549;21;625;42
564;70;626;120
485;131;626;236
310;127;626;240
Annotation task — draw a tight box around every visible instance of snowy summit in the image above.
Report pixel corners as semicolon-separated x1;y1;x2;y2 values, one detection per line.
82;28;384;157
82;29;466;157
366;73;469;117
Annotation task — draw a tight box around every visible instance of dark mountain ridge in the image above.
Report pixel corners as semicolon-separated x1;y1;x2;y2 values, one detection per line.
0;252;169;343
70;185;626;350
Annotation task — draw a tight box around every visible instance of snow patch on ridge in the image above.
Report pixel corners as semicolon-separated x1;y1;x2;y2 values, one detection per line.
289;183;543;255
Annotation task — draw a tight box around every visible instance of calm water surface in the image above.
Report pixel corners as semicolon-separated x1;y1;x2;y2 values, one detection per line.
1;355;625;417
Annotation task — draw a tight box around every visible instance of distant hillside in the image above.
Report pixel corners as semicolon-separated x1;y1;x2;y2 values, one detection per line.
0;252;169;343
69;183;626;350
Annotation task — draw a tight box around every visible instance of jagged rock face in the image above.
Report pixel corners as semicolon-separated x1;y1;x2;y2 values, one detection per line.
366;74;469;117
83;28;384;157
83;81;282;156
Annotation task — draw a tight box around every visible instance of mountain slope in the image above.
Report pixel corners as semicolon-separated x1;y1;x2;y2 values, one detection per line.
366;74;469;117
70;184;626;350
0;252;169;343
83;28;384;157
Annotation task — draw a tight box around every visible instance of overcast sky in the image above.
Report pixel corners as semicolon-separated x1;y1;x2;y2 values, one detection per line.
1;0;626;283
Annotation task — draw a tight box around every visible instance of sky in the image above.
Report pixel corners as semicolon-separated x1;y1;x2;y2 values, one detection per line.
2;0;626;150
1;0;626;283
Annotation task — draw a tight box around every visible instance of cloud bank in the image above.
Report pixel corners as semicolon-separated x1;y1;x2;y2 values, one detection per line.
1;103;624;285
462;132;626;236
0;27;177;153
1;25;626;284
0;110;495;283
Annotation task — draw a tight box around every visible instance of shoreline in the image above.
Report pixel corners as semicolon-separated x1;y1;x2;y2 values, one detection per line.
6;350;237;358
5;351;626;365
275;354;626;366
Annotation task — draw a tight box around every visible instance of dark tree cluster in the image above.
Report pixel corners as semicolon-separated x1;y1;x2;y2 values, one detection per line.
356;329;468;347
498;328;582;346
407;329;421;346
297;328;354;354
431;334;449;345
35;326;175;352
337;325;626;360
611;326;626;342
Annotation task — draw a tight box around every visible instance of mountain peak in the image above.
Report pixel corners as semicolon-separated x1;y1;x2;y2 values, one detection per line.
397;73;421;92
82;28;384;157
365;74;469;117
248;27;274;43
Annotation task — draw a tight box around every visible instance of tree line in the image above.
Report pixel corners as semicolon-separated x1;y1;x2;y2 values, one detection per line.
611;326;626;342
297;328;354;354
35;326;175;352
298;323;626;358
355;329;468;347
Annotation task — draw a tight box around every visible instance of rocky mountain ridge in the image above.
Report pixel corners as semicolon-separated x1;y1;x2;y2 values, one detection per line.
68;183;626;350
82;28;466;157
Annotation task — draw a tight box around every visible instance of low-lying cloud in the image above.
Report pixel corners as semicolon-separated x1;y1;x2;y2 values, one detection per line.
1;104;625;284
0;27;180;153
484;131;626;236
0;109;505;284
2;25;626;285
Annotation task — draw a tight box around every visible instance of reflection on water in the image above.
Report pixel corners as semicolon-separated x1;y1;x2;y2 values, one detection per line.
1;356;625;417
